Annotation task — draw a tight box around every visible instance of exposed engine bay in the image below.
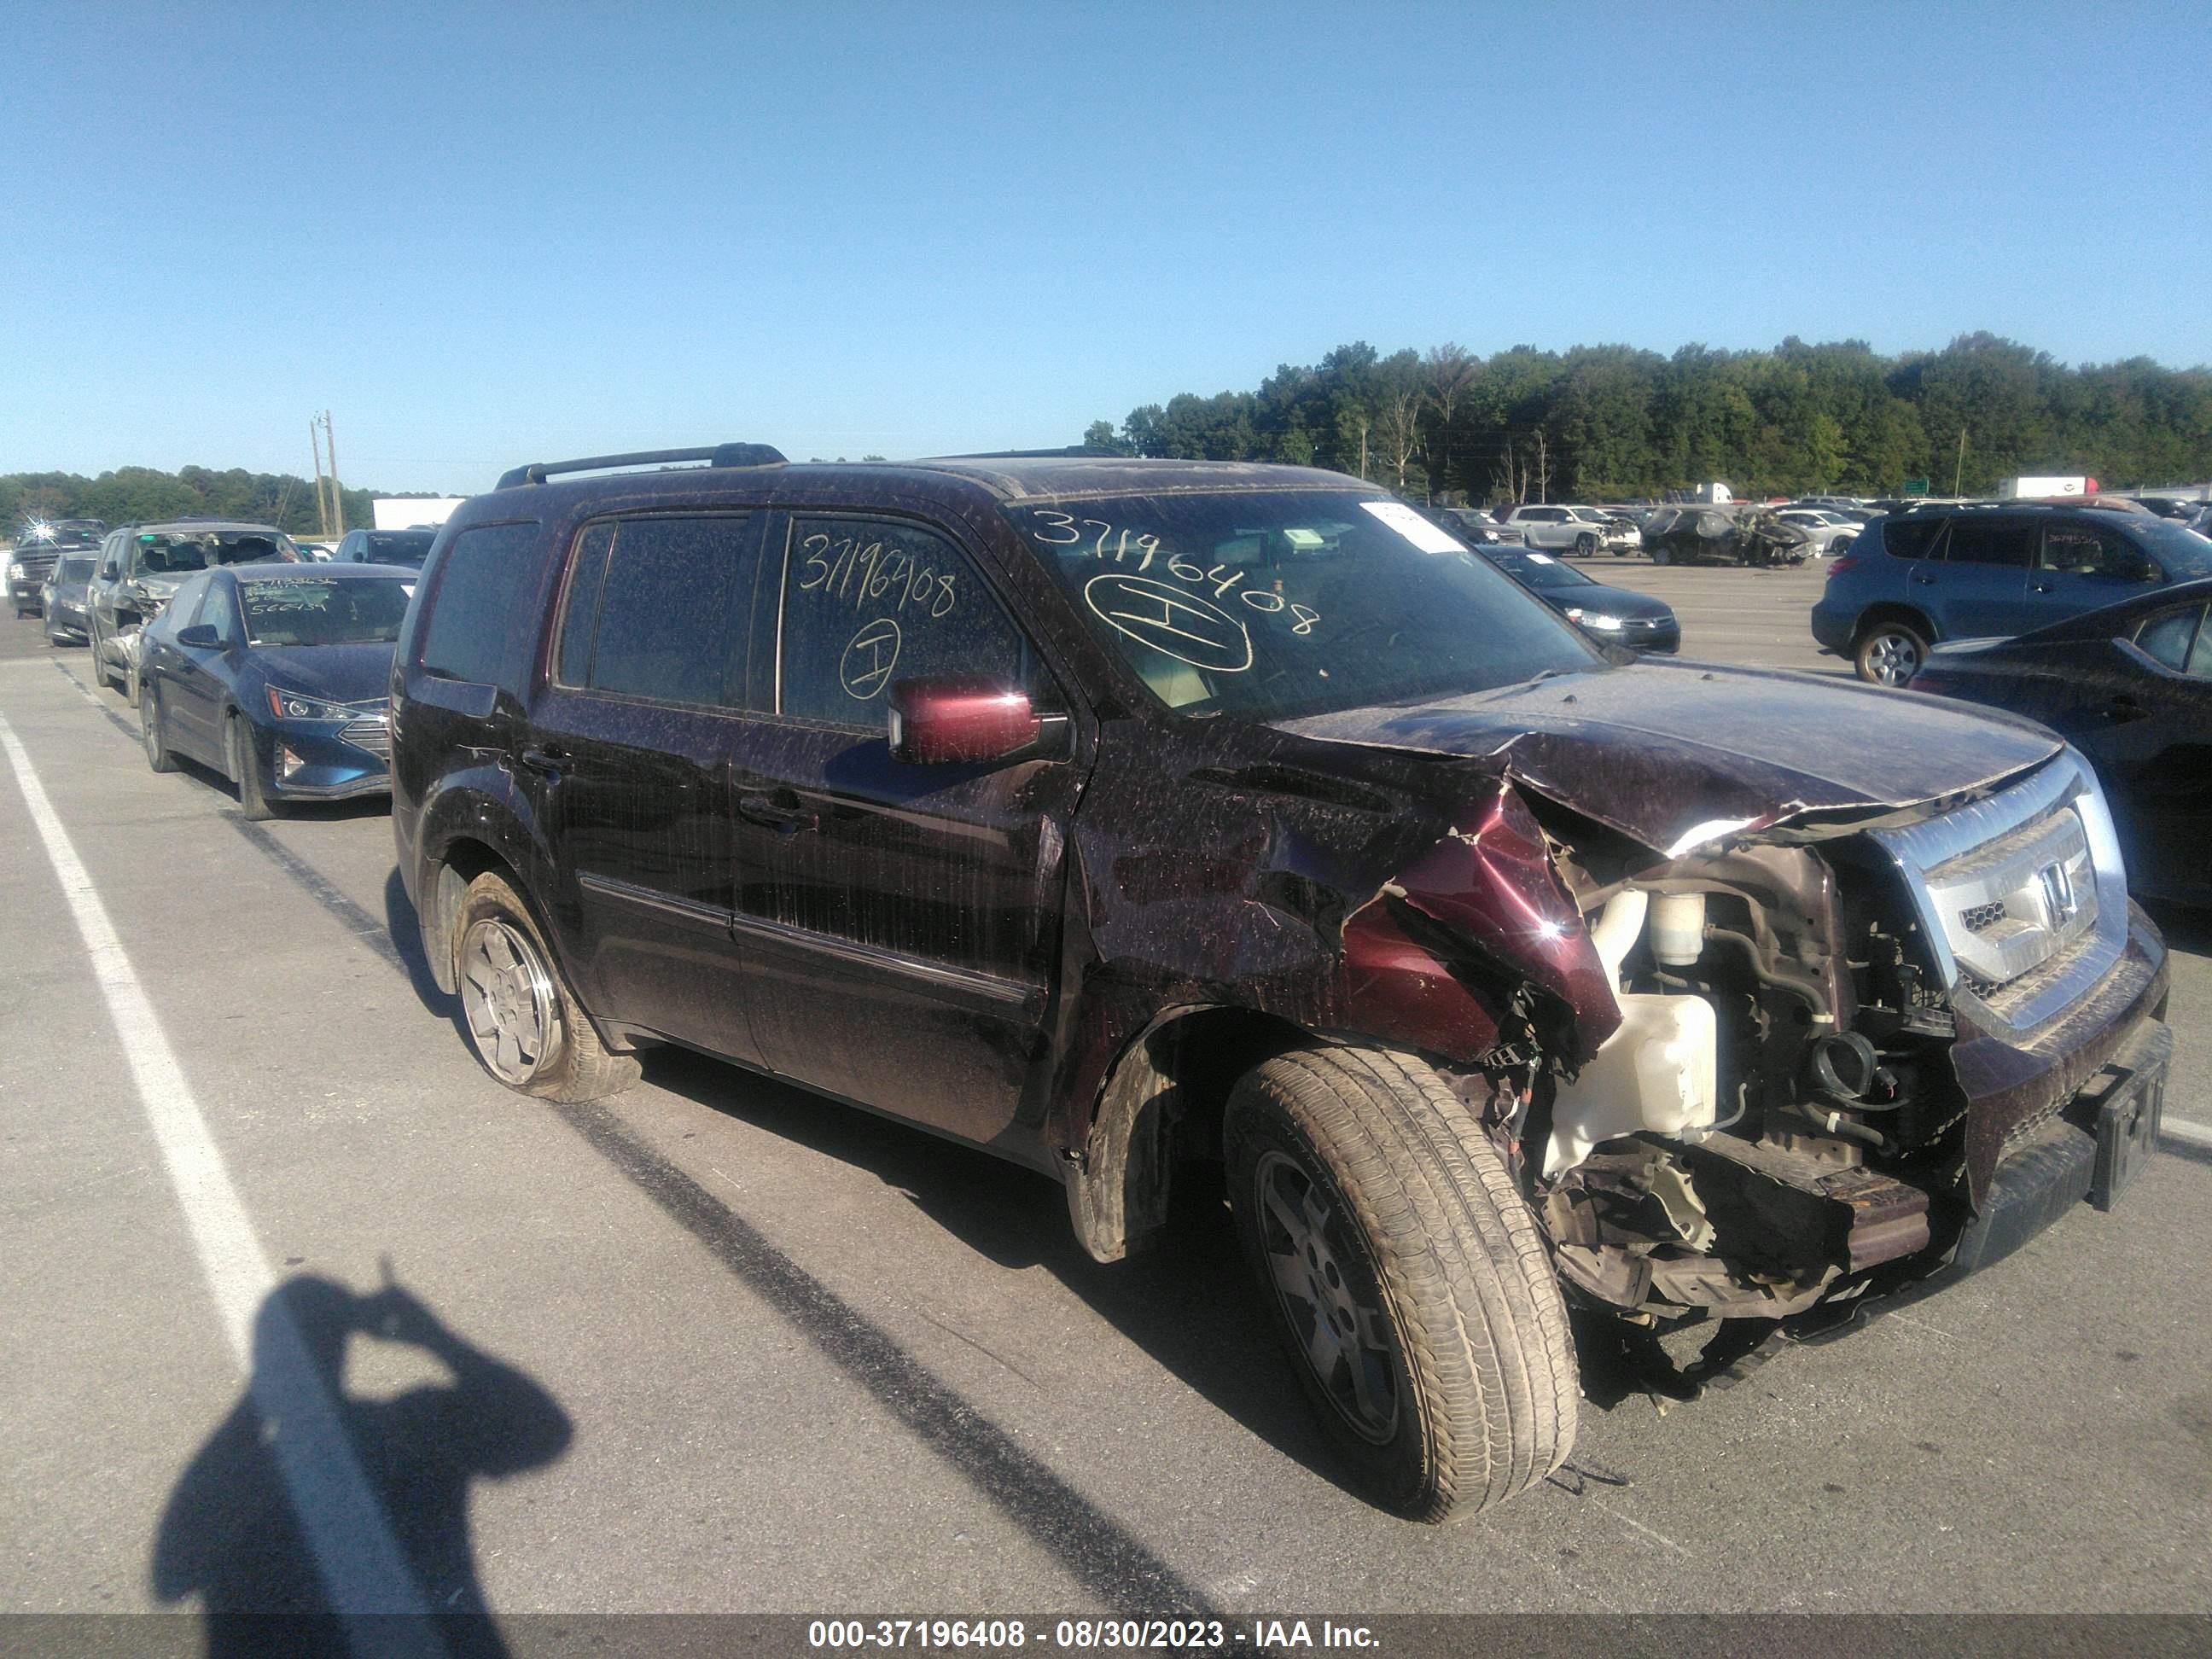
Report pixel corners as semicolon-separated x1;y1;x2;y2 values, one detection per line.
1492;830;1975;1330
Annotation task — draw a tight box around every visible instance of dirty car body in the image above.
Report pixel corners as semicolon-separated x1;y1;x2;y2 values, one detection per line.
390;452;2170;1521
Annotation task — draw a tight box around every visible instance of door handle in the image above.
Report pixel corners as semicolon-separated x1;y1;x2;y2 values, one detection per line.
1908;571;1934;585
736;791;820;834
517;746;568;777
2096;696;2147;724
2029;580;2056;593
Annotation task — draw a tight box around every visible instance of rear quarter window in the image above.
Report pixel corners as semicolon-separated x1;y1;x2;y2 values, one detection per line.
1878;516;1943;559
417;521;545;690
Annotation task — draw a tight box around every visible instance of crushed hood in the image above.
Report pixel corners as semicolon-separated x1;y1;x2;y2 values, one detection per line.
1275;659;2064;853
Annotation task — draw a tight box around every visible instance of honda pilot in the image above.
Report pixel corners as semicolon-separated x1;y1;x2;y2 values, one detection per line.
391;447;2170;1522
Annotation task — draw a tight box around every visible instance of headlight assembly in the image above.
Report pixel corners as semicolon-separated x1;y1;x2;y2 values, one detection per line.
1566;608;1626;631
265;686;354;722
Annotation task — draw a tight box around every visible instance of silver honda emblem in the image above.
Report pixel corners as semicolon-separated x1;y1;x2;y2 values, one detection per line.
2040;860;2079;923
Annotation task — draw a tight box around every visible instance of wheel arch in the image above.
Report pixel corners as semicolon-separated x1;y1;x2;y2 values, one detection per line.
1064;1001;1320;1264
1851;601;1937;644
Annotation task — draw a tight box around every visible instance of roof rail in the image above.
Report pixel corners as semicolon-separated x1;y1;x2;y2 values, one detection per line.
495;443;788;492
925;445;1115;460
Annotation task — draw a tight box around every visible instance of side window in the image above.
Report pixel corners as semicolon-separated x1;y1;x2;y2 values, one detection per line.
160;572;213;636
1941;517;2035;568
575;516;749;707
2039;522;2136;576
1880;516;1943;560
2133;605;2201;671
776;516;1041;727
203;579;242;645
417;521;544;689
553;521;616;688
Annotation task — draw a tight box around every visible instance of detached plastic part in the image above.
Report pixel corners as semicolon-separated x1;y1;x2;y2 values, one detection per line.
1545;890;1720;1175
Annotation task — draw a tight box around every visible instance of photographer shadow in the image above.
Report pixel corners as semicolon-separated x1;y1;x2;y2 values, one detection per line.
153;1270;571;1657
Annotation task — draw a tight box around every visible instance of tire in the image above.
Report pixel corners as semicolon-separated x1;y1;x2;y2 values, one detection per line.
451;870;641;1103
225;713;282;820
1650;543;1673;566
90;621;116;690
1224;1046;1579;1522
123;655;143;708
1854;620;1929;687
142;685;177;773
1573;533;1598;559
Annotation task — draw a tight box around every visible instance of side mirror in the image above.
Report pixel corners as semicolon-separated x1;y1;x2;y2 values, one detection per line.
888;678;1043;765
177;624;222;649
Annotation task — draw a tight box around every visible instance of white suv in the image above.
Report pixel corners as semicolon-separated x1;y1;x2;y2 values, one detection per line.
1495;504;1639;556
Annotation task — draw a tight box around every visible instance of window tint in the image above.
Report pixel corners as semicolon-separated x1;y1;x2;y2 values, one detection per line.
554;521;616;688
2191;619;2212;680
581;516;749;706
418;521;544;688
2039;522;2140;576
777;516;1040;727
1941;517;2034;568
2135;606;2201;671
1879;516;1942;559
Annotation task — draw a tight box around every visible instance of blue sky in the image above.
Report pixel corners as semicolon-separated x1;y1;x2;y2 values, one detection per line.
6;1;2209;495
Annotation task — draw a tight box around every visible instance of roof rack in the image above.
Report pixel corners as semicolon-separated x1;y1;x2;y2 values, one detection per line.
495;443;788;492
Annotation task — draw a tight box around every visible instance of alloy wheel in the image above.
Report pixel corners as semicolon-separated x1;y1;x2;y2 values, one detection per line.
1866;631;1921;685
458;917;558;1085
1253;1150;1400;1443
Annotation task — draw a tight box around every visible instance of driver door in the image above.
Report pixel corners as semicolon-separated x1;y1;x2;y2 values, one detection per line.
723;511;1081;1148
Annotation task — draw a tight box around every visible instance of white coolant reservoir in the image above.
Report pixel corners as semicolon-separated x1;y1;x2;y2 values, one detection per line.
1543;889;1720;1176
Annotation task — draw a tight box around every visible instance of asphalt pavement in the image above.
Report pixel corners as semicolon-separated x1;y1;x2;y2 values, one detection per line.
3;568;2209;1630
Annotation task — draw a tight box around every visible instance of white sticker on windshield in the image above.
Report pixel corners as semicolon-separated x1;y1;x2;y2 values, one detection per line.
1527;552;1557;565
1359;500;1466;554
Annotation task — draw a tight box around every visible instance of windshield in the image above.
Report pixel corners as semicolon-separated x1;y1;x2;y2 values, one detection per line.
1006;489;1604;719
1482;548;1594;592
238;576;413;646
2138;518;2212;578
137;533;293;575
59;556;96;582
360;532;434;567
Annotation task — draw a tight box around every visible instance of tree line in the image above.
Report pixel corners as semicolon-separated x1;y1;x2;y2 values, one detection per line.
3;464;381;539
1080;333;2212;503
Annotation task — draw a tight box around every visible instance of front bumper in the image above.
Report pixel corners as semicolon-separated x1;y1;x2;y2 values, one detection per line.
253;717;393;801
10;576;46;611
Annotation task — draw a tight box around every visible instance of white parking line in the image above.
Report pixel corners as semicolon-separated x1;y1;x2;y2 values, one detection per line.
0;711;441;1649
2165;1116;2212;1151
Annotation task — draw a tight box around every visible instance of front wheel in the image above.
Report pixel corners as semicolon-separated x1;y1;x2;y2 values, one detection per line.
1573;533;1598;558
452;870;641;1103
1650;543;1673;566
1855;620;1929;686
225;714;282;820
142;685;178;773
1225;1047;1579;1522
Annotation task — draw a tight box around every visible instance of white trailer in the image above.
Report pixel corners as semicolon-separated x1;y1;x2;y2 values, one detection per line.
372;497;466;531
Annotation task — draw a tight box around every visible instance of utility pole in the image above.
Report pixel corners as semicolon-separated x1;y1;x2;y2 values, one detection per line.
309;418;330;539
325;410;343;534
1953;428;1967;498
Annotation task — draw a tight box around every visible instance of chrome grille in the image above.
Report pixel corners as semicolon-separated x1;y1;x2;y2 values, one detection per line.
1868;751;2127;1036
339;707;390;758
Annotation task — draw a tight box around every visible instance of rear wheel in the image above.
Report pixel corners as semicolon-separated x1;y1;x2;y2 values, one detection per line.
452;870;641;1103
1854;620;1928;687
1225;1047;1579;1522
142;685;177;773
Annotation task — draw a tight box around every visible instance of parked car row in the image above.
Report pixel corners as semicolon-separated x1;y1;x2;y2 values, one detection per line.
19;451;2177;1528
1805;498;2212;909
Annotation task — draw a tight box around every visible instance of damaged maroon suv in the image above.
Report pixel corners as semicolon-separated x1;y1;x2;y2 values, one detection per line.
391;448;2171;1522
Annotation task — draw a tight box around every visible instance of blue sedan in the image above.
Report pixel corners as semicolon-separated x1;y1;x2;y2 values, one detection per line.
137;563;415;818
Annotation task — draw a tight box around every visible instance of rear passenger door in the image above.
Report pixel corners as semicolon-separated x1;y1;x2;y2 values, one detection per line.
2022;518;2162;632
1913;516;2038;638
521;514;767;1066
724;511;1081;1148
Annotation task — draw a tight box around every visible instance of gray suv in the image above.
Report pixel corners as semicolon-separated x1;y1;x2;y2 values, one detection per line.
88;520;298;701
